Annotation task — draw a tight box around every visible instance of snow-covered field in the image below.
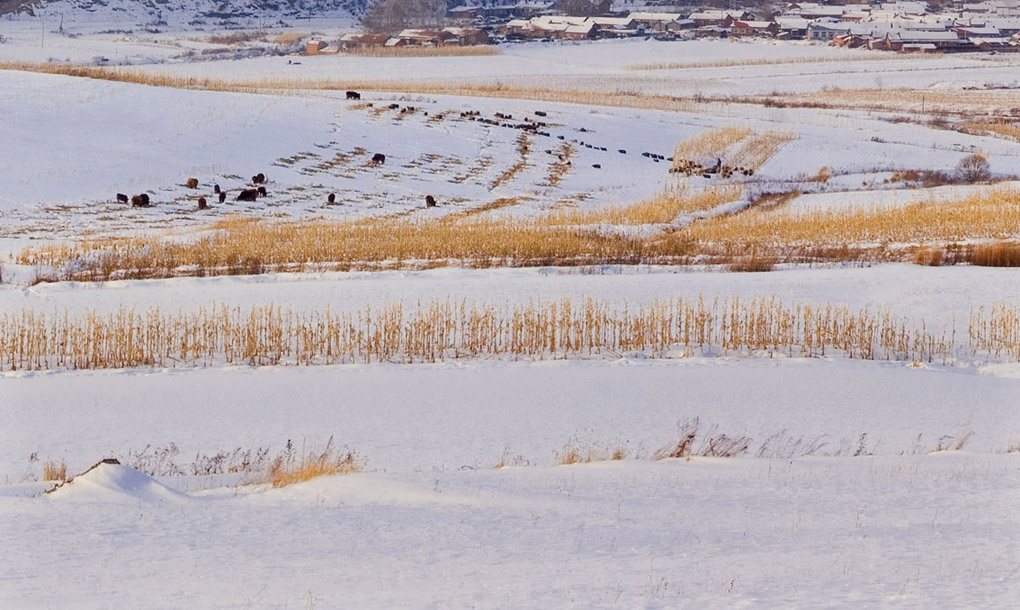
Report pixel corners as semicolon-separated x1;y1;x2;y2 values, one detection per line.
1;66;1018;241
1;23;1019;609
3;358;1020;608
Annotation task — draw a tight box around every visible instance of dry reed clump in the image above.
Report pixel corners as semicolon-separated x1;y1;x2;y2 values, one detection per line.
273;32;308;45
546;143;575;188
556;438;627;465
207;31;267;45
726;131;797;171
726;252;777;272
930;430;974;453
750;88;1020;117
653;418;751;460
443;197;529;222
261;438;362;488
18;216;694;280
491;133;531;189
673;127;752;168
2;296;1016;372
913;245;946;266
43;460;68;482
960;121;1020;142
494;448;530;469
626;53;941;71
339;45;500;57
547;185;741;226
687;187;1020;258
970;302;1020;361
970;241;1020;267
888;169;953;188
557;439;606;465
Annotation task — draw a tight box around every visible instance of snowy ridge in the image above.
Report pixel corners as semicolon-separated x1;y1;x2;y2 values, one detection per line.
0;0;366;28
47;459;189;503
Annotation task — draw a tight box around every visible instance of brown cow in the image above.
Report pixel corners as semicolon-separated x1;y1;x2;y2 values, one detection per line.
198;197;208;210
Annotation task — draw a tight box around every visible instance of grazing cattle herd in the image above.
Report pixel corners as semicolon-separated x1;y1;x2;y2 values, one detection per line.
670;158;755;179
117;174;270;210
110;92;747;216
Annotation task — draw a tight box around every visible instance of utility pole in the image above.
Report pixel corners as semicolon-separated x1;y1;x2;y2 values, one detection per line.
38;4;45;48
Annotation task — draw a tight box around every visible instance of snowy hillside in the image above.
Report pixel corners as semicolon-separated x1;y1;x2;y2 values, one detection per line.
0;0;366;29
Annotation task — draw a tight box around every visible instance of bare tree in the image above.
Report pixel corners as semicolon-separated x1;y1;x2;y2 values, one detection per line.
362;0;447;34
956;153;991;183
555;0;610;17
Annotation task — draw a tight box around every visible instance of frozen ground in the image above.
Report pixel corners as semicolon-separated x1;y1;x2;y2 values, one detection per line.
3;264;1020;332
5;357;1020;477
2;358;1019;609
1;67;1018;241
130;38;1020;97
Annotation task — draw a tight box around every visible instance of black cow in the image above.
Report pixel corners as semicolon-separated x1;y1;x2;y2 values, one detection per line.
425;195;436;208
371;153;386;164
218;191;227;204
116;193;128;204
327;193;336;204
236;189;258;202
257;186;267;197
346;90;361;100
198;197;208;210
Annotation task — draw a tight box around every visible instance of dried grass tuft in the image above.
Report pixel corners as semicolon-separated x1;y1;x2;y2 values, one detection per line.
42;460;68;482
970;241;1020;267
263;438;362;488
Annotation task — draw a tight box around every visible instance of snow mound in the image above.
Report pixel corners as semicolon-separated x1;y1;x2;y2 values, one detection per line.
978;363;1020;379
47;459;188;503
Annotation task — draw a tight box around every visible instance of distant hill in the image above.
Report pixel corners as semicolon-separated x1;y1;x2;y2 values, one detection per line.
0;0;370;28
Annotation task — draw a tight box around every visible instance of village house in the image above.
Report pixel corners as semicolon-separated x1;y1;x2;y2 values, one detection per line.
879;29;976;51
339;27;488;50
447;6;484;24
502;15;600;40
730;20;780;37
775;16;811;39
688;10;753;28
626;12;692;33
338;33;389;50
442;27;491;45
807;21;851;40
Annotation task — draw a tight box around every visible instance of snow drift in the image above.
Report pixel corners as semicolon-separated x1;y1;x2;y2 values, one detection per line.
46;458;188;503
